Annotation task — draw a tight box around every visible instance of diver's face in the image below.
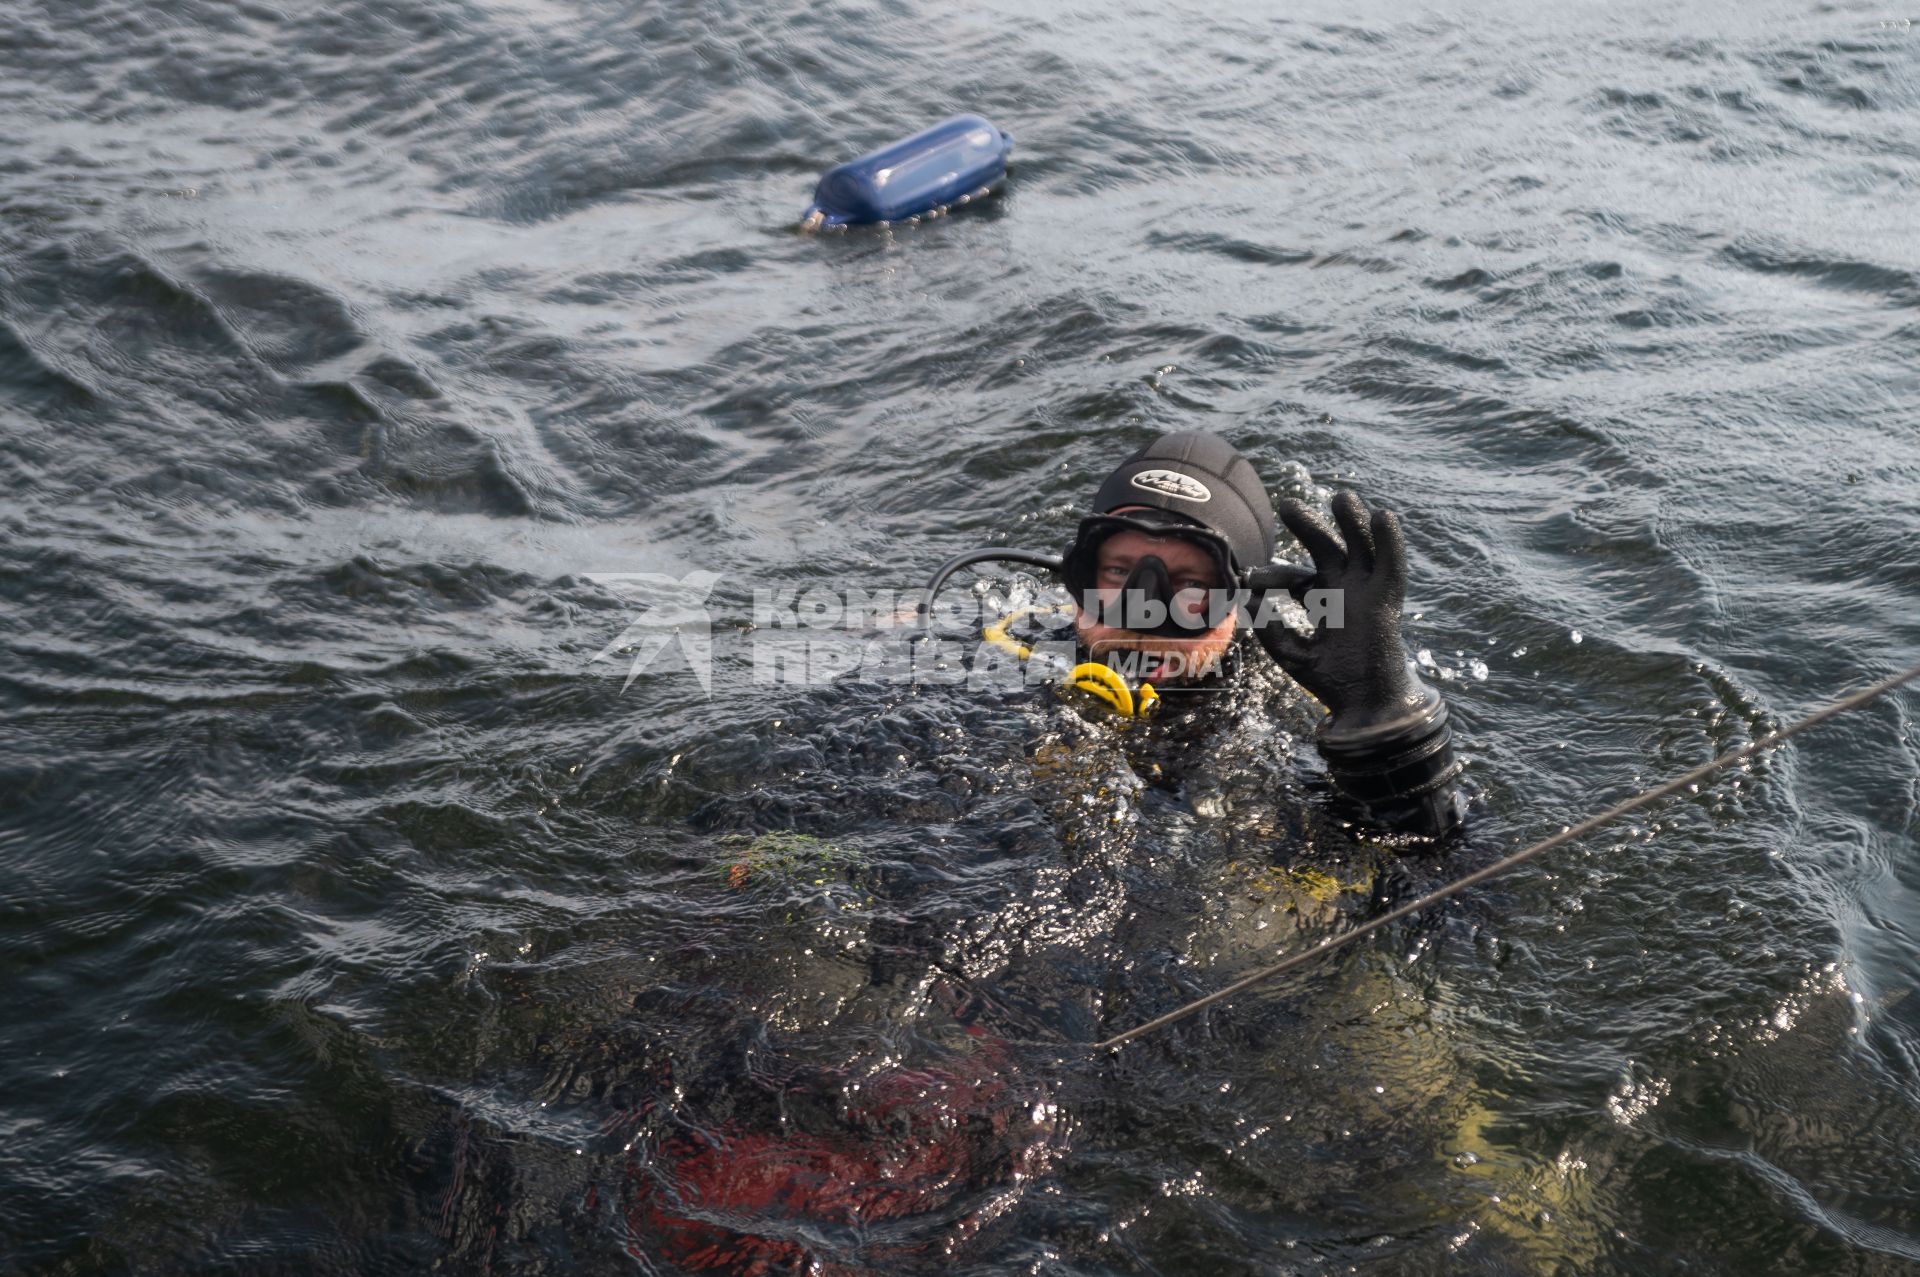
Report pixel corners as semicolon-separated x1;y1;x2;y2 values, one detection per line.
1073;527;1239;684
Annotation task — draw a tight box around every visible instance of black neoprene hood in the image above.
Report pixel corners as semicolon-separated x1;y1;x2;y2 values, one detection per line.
1089;431;1278;572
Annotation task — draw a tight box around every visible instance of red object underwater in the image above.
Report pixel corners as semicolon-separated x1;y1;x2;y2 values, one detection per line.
625;1036;1058;1274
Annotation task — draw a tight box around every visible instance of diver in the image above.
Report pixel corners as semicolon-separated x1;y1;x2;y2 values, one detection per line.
597;433;1475;1274
935;429;1467;839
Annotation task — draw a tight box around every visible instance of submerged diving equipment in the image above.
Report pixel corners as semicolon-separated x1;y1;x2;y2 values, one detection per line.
801;114;1014;231
1093;657;1920;1050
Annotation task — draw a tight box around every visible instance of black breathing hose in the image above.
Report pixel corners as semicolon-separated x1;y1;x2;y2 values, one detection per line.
915;549;1064;638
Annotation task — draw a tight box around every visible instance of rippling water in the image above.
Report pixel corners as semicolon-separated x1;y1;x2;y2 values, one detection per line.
4;0;1919;1272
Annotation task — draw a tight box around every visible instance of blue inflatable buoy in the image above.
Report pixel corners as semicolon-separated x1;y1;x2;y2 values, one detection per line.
801;114;1014;231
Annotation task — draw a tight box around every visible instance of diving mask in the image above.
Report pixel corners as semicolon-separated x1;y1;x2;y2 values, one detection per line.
1060;509;1242;638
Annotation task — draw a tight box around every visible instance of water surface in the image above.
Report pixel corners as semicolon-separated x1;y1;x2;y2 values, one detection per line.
3;0;1919;1272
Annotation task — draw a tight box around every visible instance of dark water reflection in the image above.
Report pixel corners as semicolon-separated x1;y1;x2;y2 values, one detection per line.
3;0;1918;1272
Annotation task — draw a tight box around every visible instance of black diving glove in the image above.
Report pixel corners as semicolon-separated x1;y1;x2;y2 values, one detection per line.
1252;490;1465;837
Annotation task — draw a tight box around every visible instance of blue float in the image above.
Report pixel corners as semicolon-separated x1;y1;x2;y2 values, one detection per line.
801;114;1013;231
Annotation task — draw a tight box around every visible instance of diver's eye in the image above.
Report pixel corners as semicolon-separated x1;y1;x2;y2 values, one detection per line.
1179;578;1212;592
1099;564;1130;582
